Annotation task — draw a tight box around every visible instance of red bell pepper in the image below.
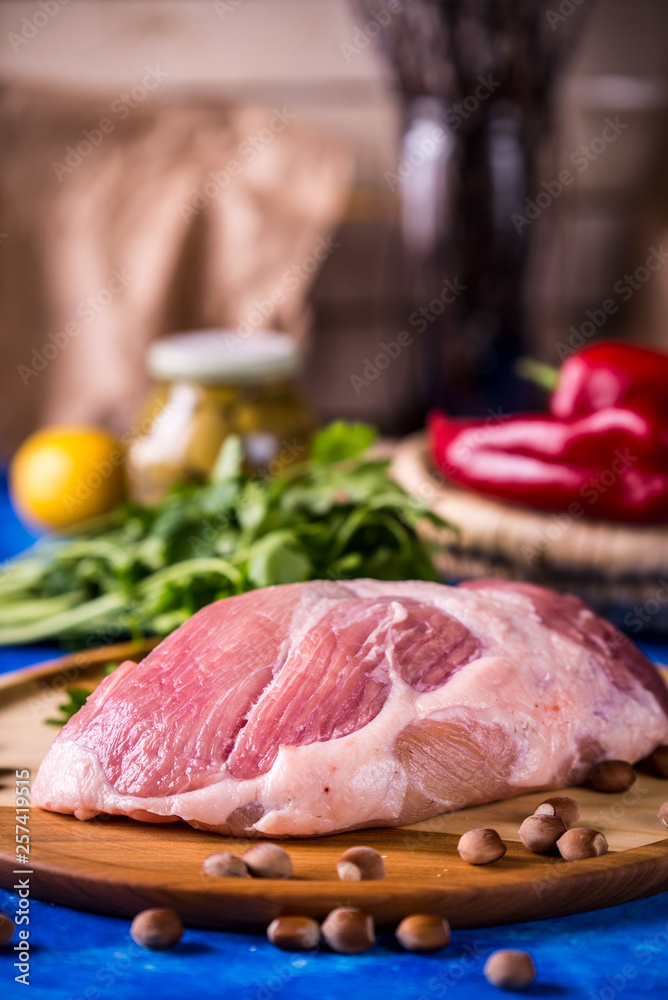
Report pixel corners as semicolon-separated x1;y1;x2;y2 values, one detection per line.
429;407;668;523
550;342;668;420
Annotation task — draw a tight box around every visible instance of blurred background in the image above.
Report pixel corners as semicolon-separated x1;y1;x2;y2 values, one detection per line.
3;0;668;453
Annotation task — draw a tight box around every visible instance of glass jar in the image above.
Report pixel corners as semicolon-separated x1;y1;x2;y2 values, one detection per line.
126;330;316;504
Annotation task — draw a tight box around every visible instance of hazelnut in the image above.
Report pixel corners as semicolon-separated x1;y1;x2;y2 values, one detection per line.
395;914;451;953
484;950;536;989
534;795;580;828
321;907;375;954
457;828;507;865
336;846;385;882
202;852;248;878
0;912;15;947
130;908;184;950
519;814;566;853
242;843;293;879
267;916;320;951
587;760;636;793
658;802;668;828
641;746;668;778
557;827;608;861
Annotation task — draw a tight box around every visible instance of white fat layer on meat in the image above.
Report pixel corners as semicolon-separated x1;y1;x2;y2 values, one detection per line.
32;582;668;837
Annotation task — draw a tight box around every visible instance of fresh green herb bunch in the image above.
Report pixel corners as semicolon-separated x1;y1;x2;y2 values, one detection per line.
0;422;448;647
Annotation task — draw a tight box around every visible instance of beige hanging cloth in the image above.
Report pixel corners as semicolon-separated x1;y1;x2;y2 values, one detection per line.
0;80;351;458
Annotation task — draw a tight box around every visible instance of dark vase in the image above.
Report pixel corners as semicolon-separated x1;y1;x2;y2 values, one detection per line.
356;0;590;418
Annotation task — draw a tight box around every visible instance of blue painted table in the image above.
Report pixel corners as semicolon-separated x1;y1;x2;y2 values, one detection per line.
0;476;666;999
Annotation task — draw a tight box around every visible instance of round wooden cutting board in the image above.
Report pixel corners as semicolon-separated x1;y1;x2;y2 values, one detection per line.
1;647;668;931
1;806;668;931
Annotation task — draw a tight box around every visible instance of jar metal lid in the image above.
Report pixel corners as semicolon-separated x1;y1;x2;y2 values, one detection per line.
147;330;301;385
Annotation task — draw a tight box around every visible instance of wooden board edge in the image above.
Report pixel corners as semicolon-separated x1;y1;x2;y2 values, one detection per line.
0;637;159;694
2;843;668;931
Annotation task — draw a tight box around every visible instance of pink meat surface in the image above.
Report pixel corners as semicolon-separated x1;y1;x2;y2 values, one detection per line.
33;579;668;837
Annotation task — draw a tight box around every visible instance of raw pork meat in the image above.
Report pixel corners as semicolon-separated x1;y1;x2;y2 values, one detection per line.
33;579;668;837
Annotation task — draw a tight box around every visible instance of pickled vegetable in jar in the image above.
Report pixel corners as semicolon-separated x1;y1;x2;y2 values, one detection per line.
127;330;316;504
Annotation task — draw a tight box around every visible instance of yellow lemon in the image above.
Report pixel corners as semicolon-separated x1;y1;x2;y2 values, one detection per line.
10;426;126;529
